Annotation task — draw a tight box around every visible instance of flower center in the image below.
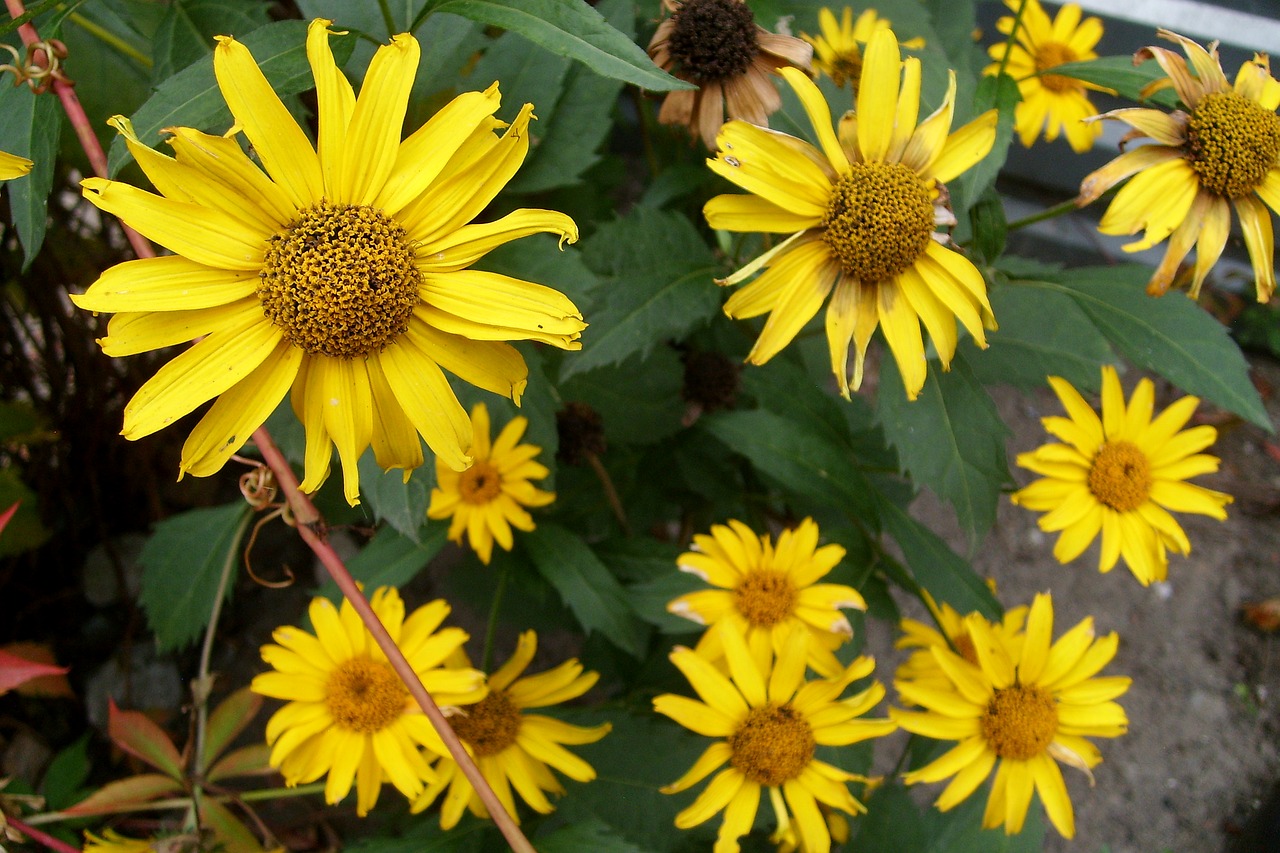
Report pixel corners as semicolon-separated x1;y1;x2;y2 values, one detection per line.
981;684;1058;761
828;52;864;93
1034;42;1079;93
258;202;421;358
667;0;759;83
326;659;408;734
822;162;936;282
458;460;503;504
1186;91;1280;199
728;703;815;786
733;570;797;627
448;690;521;757
1088;440;1152;512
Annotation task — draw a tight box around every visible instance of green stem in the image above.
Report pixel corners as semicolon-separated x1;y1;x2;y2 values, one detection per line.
1006;197;1078;232
23;785;329;826
69;11;150;67
375;0;396;38
481;563;510;673
996;0;1030;80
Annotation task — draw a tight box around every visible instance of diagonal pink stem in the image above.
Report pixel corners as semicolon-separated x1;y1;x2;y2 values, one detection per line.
6;816;81;853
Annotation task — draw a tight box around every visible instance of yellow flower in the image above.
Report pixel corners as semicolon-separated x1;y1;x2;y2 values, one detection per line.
892;593;1131;839
82;830;155;853
655;623;896;853
250;587;486;816
70;19;585;505
1078;30;1280;300
411;630;610;827
1011;366;1232;586
427;401;554;565
895;592;1027;691
647;0;814;149
985;0;1104;153
0;150;32;181
669;518;866;677
704;30;998;401
802;6;924;91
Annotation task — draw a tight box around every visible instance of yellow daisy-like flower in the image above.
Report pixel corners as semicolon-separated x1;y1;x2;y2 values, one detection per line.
250;587;487;817
647;0;814;149
1078;29;1280;300
669;518;865;678
411;630;610;827
802;6;923;91
70;19;585;505
82;830;155;853
1010;365;1232;586
655;623;896;853
704;30;999;401
895;592;1027;690
427;401;554;565
892;593;1131;838
984;0;1104;153
0;150;33;180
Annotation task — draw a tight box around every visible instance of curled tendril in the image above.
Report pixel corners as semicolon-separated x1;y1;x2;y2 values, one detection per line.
235;460;296;588
0;40;71;94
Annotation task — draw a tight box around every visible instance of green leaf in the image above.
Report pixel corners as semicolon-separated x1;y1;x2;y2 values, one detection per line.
357;452;432;543
151;0;270;81
1022;266;1271;430
537;818;647;853
138;503;250;652
507;0;631;193
559;347;686;445
199;797;264;853
522;523;649;657
108;20;356;175
425;0;692;91
876;494;1001;620
0;77;60;265
63;773;184;816
200;687;261;771
878;352;1011;545
207;743;272;782
108;699;185;779
853;781;1045;852
568;207;721;378
466;24;571;126
344;818;492;852
315;524;448;602
702;408;879;522
953;73;1019;222
40;735;91;811
601;538;702;635
1052;55;1179;109
0;470;51;556
968;282;1115;391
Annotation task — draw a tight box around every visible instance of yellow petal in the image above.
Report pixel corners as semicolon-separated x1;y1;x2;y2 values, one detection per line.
418;208;578;272
877;280;927;399
1235;193;1277;302
744;241;839;365
929;109;998;184
704;192;822;234
1077;142;1180;205
0;149;33;180
779;66;849;173
856;30;901;162
366;355;425;476
165;126;296;226
336;31;419;205
307;19;356;195
317;356;374;506
707;120;833;217
379;337;472;471
902;72;957;175
73;256;257;313
418;269;585;347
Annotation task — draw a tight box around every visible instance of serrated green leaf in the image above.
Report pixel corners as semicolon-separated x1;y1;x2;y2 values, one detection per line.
315;524;448;602
507;0;630;193
108;20;355;175
741;357;851;448
151;0;270;81
876;494;1001;620
426;0;691;91
344;817;492;852
467;24;570;125
1052;55;1179;109
853;780;1044;852
138;503;250;652
568;208;722;378
357;452;432;543
601;537;702;634
522;523;648;657
702;408;879;523
878;352;1011;545
1024;266;1271;430
968;283;1115;391
559;348;685;445
537;818;647;853
0;78;60;265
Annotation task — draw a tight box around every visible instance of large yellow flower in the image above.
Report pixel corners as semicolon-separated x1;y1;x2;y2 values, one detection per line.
250;587;486;816
0;150;32;180
669;518;865;678
1011;366;1232;586
892;593;1131;839
655;623;896;853
802;6;923;91
70;19;585;505
1078;30;1280;300
427;401;554;564
985;0;1104;153
411;630;610;827
704;30;998;401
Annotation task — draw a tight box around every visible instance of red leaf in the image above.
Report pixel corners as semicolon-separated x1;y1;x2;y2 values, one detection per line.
201;687;262;770
0;642;73;697
0;647;68;696
62;773;183;815
108;699;185;780
208;744;273;782
0;502;17;536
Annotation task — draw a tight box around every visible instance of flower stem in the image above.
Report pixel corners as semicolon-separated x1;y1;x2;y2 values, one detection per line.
996;0;1030;80
586;450;631;536
251;427;535;853
6;816;81;853
481;561;510;673
1006;197;1079;232
68;11;151;67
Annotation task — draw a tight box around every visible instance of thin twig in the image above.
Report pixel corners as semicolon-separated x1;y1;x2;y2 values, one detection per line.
6;816;81;853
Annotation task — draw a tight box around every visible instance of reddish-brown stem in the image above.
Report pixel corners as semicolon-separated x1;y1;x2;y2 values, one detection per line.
6;0;153;259
252;428;535;853
7;816;81;853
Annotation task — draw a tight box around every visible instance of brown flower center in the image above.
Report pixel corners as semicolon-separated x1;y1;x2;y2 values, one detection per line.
822;162;936;282
458;460;503;504
733;570;797;627
826;52;863;93
1186;90;1280;199
981;684;1058;761
326;659;409;734
1034;42;1079;93
449;690;521;757
1088;440;1152;512
667;0;759;83
728;703;815;785
258;202;420;358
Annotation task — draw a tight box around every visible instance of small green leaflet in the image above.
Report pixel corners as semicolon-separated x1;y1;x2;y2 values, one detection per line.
0;80;60;266
1052;55;1180;109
